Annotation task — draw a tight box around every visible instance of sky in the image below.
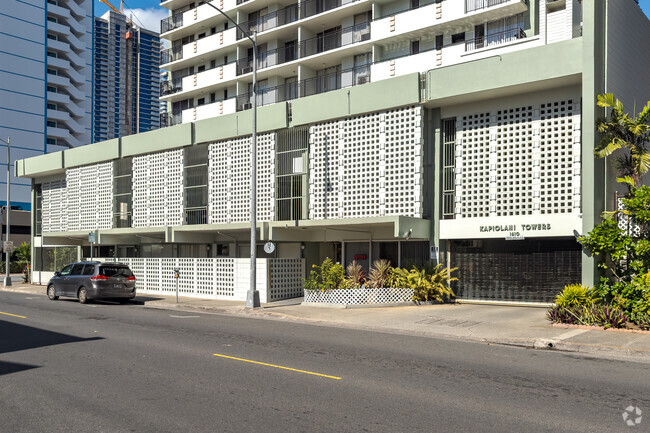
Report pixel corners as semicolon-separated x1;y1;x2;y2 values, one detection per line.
94;0;650;32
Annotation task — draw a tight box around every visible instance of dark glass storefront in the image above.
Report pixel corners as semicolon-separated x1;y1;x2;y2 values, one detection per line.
450;238;581;303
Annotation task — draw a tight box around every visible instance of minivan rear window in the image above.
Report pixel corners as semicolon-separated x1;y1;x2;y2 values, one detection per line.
99;266;134;278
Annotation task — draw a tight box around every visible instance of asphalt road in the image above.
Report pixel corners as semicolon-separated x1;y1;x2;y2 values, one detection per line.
1;291;648;433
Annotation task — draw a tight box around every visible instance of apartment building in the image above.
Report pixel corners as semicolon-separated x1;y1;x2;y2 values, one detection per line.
18;0;650;303
93;10;162;142
0;0;93;209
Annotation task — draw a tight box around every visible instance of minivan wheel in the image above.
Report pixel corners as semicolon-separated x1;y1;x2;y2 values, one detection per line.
47;285;58;301
78;287;88;304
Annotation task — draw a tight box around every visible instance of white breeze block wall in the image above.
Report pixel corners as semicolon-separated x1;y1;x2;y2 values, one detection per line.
309;105;423;219
41;161;114;233
101;257;304;302
132;149;184;227
208;132;275;224
454;98;581;219
41;177;68;232
66;162;113;231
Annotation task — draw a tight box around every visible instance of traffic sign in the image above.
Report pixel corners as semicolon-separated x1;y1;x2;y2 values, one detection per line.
3;241;14;253
89;232;96;243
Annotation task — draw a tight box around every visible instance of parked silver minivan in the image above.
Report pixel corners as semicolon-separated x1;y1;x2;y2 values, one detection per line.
47;261;136;304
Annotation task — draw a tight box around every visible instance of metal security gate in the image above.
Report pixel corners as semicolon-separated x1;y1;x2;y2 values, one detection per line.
450;238;581;303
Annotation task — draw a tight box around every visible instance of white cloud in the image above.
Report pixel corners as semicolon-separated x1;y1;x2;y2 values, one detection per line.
124;7;168;33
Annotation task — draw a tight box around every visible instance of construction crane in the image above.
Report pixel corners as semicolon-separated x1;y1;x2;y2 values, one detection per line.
98;0;123;14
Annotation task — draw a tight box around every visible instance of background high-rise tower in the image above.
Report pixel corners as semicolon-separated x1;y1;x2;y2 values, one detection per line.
93;10;161;142
0;0;93;209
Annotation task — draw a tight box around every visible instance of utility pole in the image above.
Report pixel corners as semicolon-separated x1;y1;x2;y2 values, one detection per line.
1;137;11;287
204;2;259;307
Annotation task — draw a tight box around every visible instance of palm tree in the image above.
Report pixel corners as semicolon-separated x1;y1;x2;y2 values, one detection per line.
595;93;650;188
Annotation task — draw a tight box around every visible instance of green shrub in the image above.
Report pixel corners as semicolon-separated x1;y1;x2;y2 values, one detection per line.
386;264;456;304
554;284;597;308
345;260;366;289
367;259;392;289
304;258;345;292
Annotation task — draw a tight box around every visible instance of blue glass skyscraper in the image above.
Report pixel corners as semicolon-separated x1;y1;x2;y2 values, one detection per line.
93;11;161;142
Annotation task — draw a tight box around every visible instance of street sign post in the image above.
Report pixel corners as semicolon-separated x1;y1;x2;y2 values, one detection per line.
89;232;95;260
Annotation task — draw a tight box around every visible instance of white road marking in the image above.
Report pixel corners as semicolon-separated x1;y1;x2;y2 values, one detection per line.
170;315;200;318
25;297;33;299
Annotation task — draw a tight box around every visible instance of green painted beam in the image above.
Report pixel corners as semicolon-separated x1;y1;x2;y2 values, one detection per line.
20;151;64;177
426;38;582;103
121;122;193;157
194;103;288;144
64;138;120;168
290;74;421;126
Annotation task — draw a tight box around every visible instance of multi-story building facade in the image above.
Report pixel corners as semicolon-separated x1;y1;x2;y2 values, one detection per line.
93;11;161;142
18;0;650;303
0;0;93;209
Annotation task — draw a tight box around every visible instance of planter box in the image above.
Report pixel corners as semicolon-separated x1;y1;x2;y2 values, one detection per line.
303;287;414;306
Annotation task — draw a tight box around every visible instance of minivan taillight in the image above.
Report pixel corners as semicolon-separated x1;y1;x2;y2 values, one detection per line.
127;276;136;281
91;275;110;280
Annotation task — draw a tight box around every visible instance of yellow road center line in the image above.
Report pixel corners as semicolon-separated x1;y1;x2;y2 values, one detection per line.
213;353;341;380
0;311;27;319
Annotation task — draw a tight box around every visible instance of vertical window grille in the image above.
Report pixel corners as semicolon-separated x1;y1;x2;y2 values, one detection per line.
184;145;208;224
276;126;309;221
442;118;456;219
35;184;43;236
113;157;133;228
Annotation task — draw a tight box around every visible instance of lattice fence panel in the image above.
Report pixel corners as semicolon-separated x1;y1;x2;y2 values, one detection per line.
458;113;490;218
309;106;423;220
132;150;183;227
41;177;68;232
269;259;305;301
496;107;535;216
208;133;275;224
304;287;414;304
618;197;642;237
540;99;580;214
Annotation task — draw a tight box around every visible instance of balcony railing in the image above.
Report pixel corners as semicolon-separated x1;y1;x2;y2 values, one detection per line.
466;0;515;13
236;82;299;111
161;13;183;33
237;4;299;40
300;22;370;58
161;46;183;64
161;112;183;127
236;45;299;75
161;77;183;96
465;27;526;51
113;213;132;229
235;64;370;111
185;207;208;225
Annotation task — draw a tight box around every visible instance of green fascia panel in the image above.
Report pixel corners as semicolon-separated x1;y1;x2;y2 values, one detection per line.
121;122;193;157
291;73;421;126
64;139;120;168
194;103;288;144
426;38;583;102
21;151;64;178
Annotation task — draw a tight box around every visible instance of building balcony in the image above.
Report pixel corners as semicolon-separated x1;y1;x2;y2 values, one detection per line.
373;0;527;44
181;62;238;95
371;50;437;82
181;97;238;123
161;0;238;37
464;27;526;52
160;28;237;68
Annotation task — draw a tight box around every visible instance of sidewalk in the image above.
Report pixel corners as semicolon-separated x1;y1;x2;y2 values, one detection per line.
4;282;650;362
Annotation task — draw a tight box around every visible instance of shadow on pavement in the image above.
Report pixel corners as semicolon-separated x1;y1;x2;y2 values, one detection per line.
0;360;39;375
129;296;164;305
0;319;103;357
